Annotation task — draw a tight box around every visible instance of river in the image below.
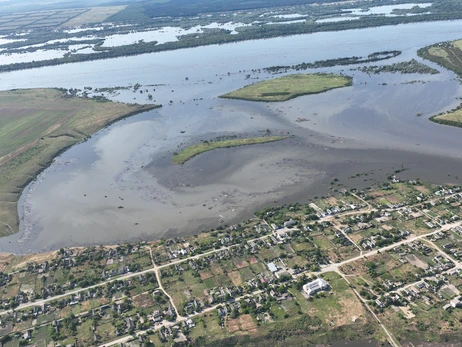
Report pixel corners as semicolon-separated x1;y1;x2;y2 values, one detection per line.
1;20;462;253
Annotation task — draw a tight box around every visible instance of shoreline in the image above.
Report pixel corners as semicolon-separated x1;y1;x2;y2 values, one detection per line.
0;89;160;237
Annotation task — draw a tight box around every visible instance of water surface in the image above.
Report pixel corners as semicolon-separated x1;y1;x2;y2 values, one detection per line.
2;20;462;253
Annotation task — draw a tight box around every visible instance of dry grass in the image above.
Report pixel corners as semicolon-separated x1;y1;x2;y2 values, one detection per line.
61;6;126;27
199;271;213;280
228;271;243;286
233;260;249;269
133;293;154;309
226;314;257;333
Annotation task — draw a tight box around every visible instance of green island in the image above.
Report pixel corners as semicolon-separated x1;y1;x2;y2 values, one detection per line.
0;178;462;346
357;59;440;75
264;50;402;73
172;136;287;164
220;73;352;102
0;88;159;236
419;39;462;127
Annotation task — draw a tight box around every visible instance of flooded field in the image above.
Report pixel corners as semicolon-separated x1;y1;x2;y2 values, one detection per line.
1;20;462;253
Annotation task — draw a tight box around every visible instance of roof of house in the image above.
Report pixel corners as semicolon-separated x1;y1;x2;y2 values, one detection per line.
303;278;329;293
267;262;278;272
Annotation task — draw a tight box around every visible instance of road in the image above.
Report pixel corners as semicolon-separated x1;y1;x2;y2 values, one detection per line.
3;192;461;346
145;246;180;318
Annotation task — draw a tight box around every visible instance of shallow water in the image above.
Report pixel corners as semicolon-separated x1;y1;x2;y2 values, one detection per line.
2;20;462;253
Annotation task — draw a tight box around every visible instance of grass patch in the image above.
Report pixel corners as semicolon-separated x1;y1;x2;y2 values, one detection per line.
0;88;158;236
220;73;352;102
430;106;462;128
172;136;287;164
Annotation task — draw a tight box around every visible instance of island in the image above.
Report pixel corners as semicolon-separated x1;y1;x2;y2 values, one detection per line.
0;88;159;236
172;136;288;164
220;73;352;102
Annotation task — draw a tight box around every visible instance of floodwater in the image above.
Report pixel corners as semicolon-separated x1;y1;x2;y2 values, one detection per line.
101;22;247;47
1;20;462;253
317;3;433;22
348;3;432;16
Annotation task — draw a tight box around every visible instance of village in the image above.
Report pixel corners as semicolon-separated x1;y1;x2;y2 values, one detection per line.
0;178;461;346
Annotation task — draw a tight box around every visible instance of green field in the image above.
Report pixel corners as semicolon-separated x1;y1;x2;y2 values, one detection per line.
172;136;288;164
220;73;352;102
0;88;158;236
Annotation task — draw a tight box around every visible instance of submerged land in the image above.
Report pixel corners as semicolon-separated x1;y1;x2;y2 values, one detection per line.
0;89;158;236
220;74;352;102
0;179;461;346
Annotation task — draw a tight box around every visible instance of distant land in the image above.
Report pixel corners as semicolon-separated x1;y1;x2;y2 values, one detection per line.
1;1;462;72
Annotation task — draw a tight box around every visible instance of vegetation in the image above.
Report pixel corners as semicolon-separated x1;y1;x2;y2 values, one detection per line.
418;39;462;128
430;104;462;128
0;89;159;236
220;73;352;102
0;179;461;345
172;136;287;164
358;59;440;75
110;0;339;20
4;0;462;72
418;39;462;77
264;51;402;73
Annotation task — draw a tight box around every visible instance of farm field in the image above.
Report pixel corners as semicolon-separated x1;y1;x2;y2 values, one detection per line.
61;6;127;27
220;73;352;102
0;88;158;236
0;9;88;30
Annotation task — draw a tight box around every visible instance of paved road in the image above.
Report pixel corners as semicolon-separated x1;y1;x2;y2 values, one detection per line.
3;192;460;345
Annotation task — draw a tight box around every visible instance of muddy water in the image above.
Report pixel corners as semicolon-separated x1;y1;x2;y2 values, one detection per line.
1;20;462;253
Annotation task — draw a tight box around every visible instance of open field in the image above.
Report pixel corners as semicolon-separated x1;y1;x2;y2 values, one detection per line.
61;6;127;27
220;73;352;102
0;9;88;30
172;136;288;164
0;88;158;236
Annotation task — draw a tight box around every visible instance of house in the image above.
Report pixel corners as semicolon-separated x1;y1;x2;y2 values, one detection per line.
302;278;330;296
267;262;278;273
283;219;297;228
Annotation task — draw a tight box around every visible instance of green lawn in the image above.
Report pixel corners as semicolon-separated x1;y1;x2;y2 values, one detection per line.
220;73;352;102
172;136;287;164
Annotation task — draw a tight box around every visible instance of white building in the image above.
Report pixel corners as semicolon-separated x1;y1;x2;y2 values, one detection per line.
303;278;330;296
